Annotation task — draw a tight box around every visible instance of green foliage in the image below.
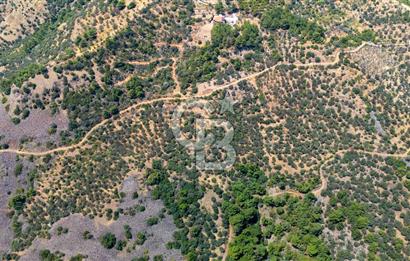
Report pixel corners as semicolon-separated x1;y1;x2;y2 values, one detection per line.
125;76;146;99
39;249;63;261
261;7;325;43
331;29;377;48
328;208;344;226
146;216;159;226
109;0;126;10
400;0;410;6
82;230;93;240
56;226;69;235
124;225;132;239
228;225;266;260
327;192;371;240
386;157;409;177
223;164;268;260
153;255;164;261
235;22;262;50
127;2;137;9
145;169;162;185
177;45;219;91
0;64;46;94
135;232;146;245
14;163;23;176
238;0;270;14
211;23;236;48
100;232;117;249
69;254;87;261
296;178;319;193
146;162;212;258
215;1;225;13
115;239;127;251
75;28;97;48
0;3;79;92
8;189;35;211
265;196;331;260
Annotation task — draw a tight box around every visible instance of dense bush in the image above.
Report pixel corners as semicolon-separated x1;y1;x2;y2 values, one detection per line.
331;29;377;47
261;7;325;43
100;233;117;249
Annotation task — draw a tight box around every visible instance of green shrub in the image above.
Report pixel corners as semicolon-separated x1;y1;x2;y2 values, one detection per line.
100;233;117;249
146;216;159;226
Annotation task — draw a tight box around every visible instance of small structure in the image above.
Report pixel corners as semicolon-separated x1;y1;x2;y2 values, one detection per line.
224;14;238;26
213;15;225;23
213;13;239;26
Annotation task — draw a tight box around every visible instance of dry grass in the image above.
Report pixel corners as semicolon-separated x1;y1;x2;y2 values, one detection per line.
0;0;47;43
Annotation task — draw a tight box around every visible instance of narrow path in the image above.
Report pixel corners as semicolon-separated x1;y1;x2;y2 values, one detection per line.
268;148;410;199
0;42;406;156
114;63;168;87
2;40;408;260
171;44;184;96
127;60;159;66
221;148;409;259
223;225;234;261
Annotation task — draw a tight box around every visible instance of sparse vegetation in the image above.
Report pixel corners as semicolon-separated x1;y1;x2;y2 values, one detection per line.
0;0;409;260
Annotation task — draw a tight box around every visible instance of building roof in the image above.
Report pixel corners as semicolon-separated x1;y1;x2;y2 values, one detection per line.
213;15;225;23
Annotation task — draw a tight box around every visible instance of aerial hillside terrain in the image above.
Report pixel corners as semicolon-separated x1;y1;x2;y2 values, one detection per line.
0;0;409;260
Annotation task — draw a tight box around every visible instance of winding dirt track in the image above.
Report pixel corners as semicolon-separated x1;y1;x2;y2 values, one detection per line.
1;41;408;260
222;149;409;260
268;149;410;199
0;42;405;158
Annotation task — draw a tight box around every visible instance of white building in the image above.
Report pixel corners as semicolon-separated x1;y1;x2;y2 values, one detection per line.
224;14;238;26
213;13;239;26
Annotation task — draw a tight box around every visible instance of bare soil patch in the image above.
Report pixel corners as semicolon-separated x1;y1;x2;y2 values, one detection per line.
0;0;47;43
0;104;68;149
0;153;35;253
19;176;183;261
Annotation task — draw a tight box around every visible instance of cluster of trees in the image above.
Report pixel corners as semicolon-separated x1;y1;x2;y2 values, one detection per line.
0;64;46;94
99;224;151;252
125;76;146;99
235;22;262;50
223;164;267;260
131;255;164;261
323;154;409;259
39;249;86;261
331;29;377;48
0;0;87;93
237;0;270;14
263;194;331;259
211;23;236;48
221;164;331;260
261;7;325;43
327;191;371;239
8;188;35;212
146;160;219;259
75;29;97;48
211;21;262;50
178;19;265;92
108;0;126;10
50;0;188;140
262;65;375;171
177;45;219;92
269;170;320;193
39;249;64;261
